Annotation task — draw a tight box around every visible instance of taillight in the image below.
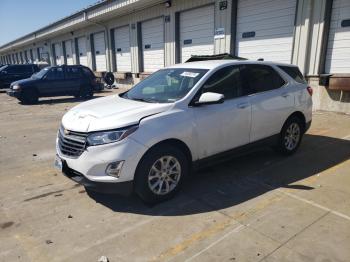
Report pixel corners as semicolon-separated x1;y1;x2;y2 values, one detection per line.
307;86;313;96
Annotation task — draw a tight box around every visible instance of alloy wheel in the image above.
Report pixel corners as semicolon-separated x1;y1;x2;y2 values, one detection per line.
147;156;181;195
284;123;301;151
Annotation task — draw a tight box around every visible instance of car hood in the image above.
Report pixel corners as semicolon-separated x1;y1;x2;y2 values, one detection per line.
12;78;38;86
62;94;173;132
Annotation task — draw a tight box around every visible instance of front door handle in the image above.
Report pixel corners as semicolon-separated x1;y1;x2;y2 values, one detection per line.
281;93;290;98
237;103;249;109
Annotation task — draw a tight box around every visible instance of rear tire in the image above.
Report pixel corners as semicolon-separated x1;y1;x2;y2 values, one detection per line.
20;89;39;104
276;116;304;155
134;145;189;204
77;86;93;99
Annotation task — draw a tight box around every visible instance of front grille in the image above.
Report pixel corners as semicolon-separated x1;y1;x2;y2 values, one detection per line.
58;128;88;158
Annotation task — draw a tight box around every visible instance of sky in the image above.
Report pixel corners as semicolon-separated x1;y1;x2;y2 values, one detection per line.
0;0;98;46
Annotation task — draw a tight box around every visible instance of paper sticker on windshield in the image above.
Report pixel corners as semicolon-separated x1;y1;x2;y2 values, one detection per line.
180;72;199;78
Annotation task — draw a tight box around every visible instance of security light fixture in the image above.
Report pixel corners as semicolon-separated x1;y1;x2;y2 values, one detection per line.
164;0;171;8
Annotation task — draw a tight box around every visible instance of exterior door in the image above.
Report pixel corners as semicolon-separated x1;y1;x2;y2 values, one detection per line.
93;32;107;72
38;67;66;96
141;17;164;72
192;65;251;159
179;5;215;62
241;64;294;142
236;0;297;63
64;66;82;93
114;25;132;72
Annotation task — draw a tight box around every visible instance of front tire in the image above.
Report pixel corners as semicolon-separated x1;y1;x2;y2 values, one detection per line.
277;117;304;155
20;89;39;104
134;145;189;204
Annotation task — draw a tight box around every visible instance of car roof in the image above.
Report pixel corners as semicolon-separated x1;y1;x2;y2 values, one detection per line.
166;59;298;70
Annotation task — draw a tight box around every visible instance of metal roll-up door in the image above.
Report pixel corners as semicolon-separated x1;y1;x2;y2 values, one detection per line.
236;0;297;63
54;43;61;65
325;0;350;73
77;37;88;66
179;5;215;62
93;32;107;72
114;25;132;72
64;40;74;65
24;50;28;63
32;48;38;63
141;17;164;72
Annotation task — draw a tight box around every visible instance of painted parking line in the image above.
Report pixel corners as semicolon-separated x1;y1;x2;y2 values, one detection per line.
184;224;245;262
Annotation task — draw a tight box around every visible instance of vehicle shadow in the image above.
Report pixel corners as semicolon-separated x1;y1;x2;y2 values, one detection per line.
86;134;350;216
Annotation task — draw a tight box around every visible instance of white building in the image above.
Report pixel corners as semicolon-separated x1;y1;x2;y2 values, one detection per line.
0;0;349;113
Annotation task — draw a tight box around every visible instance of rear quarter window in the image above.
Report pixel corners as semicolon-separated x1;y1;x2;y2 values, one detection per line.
278;66;306;84
82;67;94;78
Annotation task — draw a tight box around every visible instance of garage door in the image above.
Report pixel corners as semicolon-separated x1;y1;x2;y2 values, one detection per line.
77;37;88;67
325;0;350;73
179;5;215;62
141;17;164;72
93;32;107;72
114;26;132;72
20;52;24;63
236;0;297;63
64;40;74;65
54;43;61;65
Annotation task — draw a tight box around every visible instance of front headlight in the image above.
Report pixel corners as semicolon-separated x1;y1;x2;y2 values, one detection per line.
12;85;21;90
87;125;138;146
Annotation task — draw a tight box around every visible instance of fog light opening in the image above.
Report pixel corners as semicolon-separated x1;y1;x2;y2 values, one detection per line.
105;161;124;178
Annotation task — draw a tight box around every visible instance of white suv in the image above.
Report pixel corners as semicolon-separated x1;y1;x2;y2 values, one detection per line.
55;60;312;203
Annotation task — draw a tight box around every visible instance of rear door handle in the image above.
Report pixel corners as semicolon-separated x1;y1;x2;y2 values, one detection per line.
281;93;290;98
237;103;249;109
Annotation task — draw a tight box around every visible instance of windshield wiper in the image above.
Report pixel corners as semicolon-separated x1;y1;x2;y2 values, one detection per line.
131;97;158;103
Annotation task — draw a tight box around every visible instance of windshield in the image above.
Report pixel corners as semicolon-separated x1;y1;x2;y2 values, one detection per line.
0;65;8;71
32;67;51;79
122;68;208;103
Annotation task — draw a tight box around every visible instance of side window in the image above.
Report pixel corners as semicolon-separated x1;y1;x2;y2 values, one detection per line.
66;67;81;79
46;68;64;80
201;66;244;100
6;66;21;74
82;67;93;77
243;65;285;94
22;65;34;74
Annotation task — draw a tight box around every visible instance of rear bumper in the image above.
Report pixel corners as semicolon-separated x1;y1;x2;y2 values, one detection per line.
62;162;133;195
305;120;312;133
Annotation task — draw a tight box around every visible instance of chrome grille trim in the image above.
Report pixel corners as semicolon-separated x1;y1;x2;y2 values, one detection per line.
58;128;88;158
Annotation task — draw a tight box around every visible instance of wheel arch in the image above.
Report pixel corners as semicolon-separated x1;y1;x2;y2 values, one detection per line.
285;111;306;132
145;138;193;163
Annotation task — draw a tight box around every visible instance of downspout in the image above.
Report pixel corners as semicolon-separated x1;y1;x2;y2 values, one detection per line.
84;11;112;72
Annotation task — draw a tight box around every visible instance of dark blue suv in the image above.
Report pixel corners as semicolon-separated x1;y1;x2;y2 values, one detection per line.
7;65;103;104
0;64;40;89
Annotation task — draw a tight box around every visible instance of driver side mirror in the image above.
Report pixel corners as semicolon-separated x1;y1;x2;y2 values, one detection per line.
194;92;225;106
